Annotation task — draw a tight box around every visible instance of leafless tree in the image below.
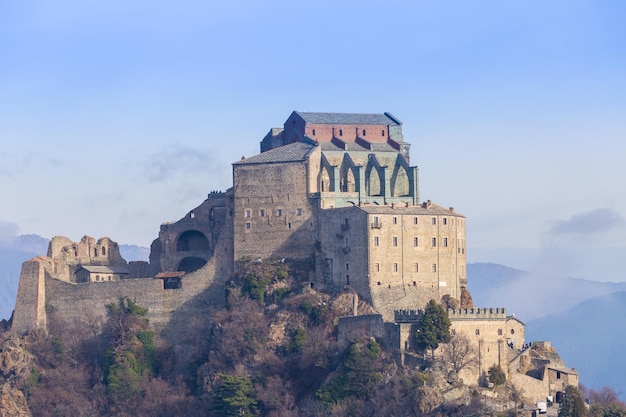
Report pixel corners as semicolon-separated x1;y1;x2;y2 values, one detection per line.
440;333;478;374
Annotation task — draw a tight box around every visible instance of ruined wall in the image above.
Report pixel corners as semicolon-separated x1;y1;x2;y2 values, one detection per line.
12;258;50;335
337;314;385;349
48;236;126;282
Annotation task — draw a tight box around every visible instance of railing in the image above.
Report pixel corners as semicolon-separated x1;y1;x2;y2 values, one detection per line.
370;222;382;229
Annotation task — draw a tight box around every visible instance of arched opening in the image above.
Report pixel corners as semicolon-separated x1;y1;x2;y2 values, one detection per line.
320;165;332;192
366;166;382;196
340;162;356;192
176;230;210;252
177;257;207;273
556;391;563;403
391;166;410;197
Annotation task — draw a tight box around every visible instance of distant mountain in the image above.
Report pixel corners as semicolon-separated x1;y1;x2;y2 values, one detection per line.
467;262;626;320
526;291;626;398
0;235;150;321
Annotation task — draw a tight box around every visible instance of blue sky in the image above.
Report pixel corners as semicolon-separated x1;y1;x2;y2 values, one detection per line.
1;1;625;278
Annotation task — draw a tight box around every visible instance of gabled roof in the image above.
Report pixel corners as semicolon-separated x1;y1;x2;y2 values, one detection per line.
77;265;129;274
295;111;401;126
233;141;316;165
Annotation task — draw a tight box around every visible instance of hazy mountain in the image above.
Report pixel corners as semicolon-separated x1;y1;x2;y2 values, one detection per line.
0;235;150;321
467;262;626;320
526;291;626;397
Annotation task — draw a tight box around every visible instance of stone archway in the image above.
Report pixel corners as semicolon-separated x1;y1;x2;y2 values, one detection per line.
177;257;207;273
176;230;209;252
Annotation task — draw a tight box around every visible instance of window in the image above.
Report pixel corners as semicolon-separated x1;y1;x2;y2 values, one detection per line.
345;263;349;271
346;274;349;284
312;129;316;136
393;263;398;272
443;238;448;247
498;329;503;336
94;248;98;256
374;236;379;246
413;281;417;286
339;129;343;136
297;208;303;216
96;275;100;281
432;217;437;225
374;263;380;272
556;371;561;379
288;223;292;229
362;129;366;136
381;129;385;137
392;237;398;246
245;209;251;218
432;237;437;247
393;216;397;224
475;329;480;335
413;237;418;247
277;209;283;217
245;222;251;230
414;263;419;272
511;329;515;335
431;263;437;272
443;217;447;225
260;209;265;217
414;217;418;225
102;247;106;256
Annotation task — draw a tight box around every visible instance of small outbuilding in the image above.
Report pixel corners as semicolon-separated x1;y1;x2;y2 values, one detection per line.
74;265;129;283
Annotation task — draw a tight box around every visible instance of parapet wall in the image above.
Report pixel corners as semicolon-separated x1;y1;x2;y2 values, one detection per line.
448;307;507;320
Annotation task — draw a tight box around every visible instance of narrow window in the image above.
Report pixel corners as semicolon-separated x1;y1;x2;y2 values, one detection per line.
475;329;480;335
190;211;195;218
414;217;418;225
96;275;100;281
245;209;251;218
346;275;350;284
432;237;437;247
413;281;417;286
375;263;380;272
432;263;437;272
362;129;366;136
102;247;106;256
381;129;385;137
414;263;418;272
443;217;447;225
339;129;343;136
260;209;265;217
393;263;398;272
556;371;561;379
108;276;111;281
413;237;418;247
374;236;379;246
245;222;251;230
498;329;503;336
277;209;283;217
345;263;349;271
297;208;303;216
288;223;292;229
443;238;448;247
393;216;397;224
393;237;398;246
94;248;98;257
312;129;316;135
432;217;437;225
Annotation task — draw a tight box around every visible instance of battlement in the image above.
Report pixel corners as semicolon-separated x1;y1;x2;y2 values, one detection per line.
394;309;423;323
448;307;507;319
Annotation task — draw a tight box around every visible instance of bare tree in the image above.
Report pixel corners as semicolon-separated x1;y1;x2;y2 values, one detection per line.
440;334;478;374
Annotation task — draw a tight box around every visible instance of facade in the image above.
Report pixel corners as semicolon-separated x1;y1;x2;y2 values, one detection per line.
74;266;129;283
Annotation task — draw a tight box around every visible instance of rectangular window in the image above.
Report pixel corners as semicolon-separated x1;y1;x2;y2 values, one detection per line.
443;237;448;247
245;209;251;218
288;223;292;229
245;222;251;230
432;263;437;272
277;209;283;217
393;216;397;225
432;237;437;247
297;208;303;216
443;217;448;225
498;329;503;336
260;209;265;217
393;263;398;272
374;236;379;246
414;263;419;272
413;237;418;247
414;217;418;225
375;263;380;272
346;274;349;284
432;217;437;225
345;263;349;271
392;237;398;246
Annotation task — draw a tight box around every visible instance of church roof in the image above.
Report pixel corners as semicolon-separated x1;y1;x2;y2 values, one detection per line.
295;111;401;126
234;141;316;165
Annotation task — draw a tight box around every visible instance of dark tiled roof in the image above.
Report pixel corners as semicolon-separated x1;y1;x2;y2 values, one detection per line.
295;111;401;126
357;203;464;217
233;142;316;165
78;265;129;274
319;141;398;153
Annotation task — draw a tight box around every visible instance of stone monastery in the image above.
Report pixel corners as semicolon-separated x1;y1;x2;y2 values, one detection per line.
11;111;577;403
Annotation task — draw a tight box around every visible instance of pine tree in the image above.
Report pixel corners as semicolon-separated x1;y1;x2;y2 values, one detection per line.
559;385;588;417
416;299;451;359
